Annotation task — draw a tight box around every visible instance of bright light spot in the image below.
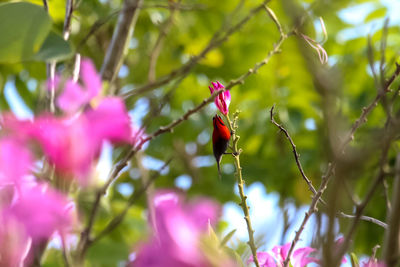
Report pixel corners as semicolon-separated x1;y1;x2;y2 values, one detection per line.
130;38;138;49
95;142;113;183
142;156;169;174
175;174;192;190
117;183;134;197
192;156;214;167
129;168;141;179
129;98;149;125
197;130;210;145
27;79;37;92
338;3;374;25
118;65;129;78
185;142;197;155
4;81;33;119
305;118;316;131
222;163;235;174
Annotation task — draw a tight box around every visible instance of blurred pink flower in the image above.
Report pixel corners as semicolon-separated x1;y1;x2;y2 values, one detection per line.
209;81;231;115
249;243;319;267
0;213;30;267
292;247;319;267
55;59;102;114
84;97;132;144
248;252;277;267
0;138;33;186
361;259;386;267
2;98;133;185
3;184;73;242
132;190;221;267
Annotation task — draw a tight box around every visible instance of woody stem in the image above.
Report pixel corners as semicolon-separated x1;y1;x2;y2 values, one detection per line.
224;113;260;267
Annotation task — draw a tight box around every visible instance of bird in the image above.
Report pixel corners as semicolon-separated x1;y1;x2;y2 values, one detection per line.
212;114;231;178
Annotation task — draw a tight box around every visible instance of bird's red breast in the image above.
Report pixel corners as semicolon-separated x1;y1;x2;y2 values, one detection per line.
212;115;231;143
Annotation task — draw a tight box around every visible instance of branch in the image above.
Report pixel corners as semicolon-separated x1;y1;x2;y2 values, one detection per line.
384;153;400;265
337;212;388;229
100;0;144;86
147;1;179;83
225;112;260;267
270;105;319;197
63;0;74;40
121;0;272;99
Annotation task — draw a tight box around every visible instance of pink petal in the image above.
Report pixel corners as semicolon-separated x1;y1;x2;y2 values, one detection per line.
0;138;33;186
57;80;88;113
5;185;73;241
0;214;30;266
132;190;222;267
248;252;277;267
293;247;319;267
30;116;96;184
209;81;230;115
80;59;101;99
84;97;132;144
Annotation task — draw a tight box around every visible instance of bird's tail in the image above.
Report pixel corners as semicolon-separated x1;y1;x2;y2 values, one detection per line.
217;159;222;180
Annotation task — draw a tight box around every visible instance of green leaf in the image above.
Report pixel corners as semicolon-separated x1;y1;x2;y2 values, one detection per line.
0;2;51;63
364;7;387;23
350;253;360;267
208;223;220;245
33;31;73;62
220;229;236;247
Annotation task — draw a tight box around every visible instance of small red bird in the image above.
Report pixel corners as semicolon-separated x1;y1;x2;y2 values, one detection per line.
212;115;231;177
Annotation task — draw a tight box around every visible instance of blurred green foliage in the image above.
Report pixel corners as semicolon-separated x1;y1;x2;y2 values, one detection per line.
1;0;399;265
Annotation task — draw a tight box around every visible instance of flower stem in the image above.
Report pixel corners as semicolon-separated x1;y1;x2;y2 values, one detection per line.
225;112;260;267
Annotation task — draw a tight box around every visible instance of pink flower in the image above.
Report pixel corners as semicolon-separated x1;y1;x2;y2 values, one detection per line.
0;213;30;267
55;59;102;114
0;138;33;186
84;97;132;144
209;81;231;115
292;247;319;267
2;98;133;185
248;252;277;267
249;243;319;267
361;259;386;267
3;184;74;242
131;190;221;267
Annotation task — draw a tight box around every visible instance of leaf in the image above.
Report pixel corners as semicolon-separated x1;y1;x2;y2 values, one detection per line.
225;247;245;267
350;253;360;267
220;229;236;247
0;2;51;63
33;31;73;62
208;222;220;245
364;7;387;23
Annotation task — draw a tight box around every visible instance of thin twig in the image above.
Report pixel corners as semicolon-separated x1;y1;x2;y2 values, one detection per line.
100;0;144;86
270;105;318;196
148;1;179;83
77;10;120;52
139;2;206;11
42;0;48;12
63;0;74;40
121;0;272;99
337;212;388;229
